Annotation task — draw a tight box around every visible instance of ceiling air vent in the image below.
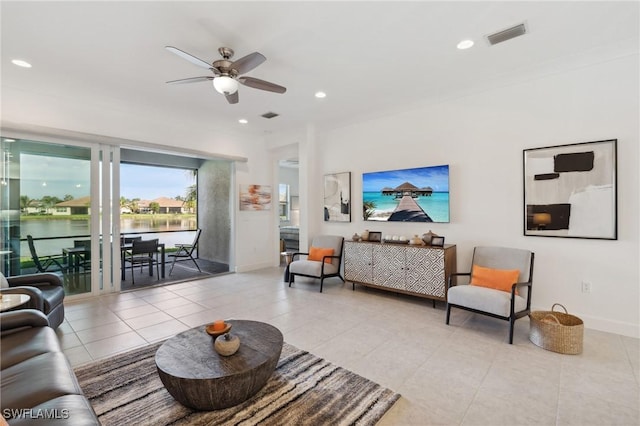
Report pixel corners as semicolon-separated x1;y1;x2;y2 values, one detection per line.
486;23;527;46
261;112;279;119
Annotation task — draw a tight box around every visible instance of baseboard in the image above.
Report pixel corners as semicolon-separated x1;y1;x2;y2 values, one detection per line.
235;261;273;273
531;305;639;338
579;313;640;339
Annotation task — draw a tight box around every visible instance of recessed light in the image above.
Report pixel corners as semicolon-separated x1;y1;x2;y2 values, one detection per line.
238;119;248;124
457;40;474;50
315;91;327;99
12;59;32;68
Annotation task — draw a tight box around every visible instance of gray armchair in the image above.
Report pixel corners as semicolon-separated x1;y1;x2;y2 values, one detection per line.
288;235;345;292
0;273;65;329
446;246;534;344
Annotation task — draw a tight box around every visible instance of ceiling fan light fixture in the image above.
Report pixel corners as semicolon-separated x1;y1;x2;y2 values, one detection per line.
12;59;32;68
457;39;474;50
213;76;238;94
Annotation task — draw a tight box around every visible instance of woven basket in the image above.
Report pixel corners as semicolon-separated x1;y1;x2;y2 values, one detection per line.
529;303;584;354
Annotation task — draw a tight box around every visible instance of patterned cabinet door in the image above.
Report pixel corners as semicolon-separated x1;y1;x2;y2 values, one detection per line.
372;244;405;290
405;247;446;297
344;242;373;284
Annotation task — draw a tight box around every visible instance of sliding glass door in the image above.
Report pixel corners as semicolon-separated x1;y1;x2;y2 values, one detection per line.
0;137;120;296
1;136;233;295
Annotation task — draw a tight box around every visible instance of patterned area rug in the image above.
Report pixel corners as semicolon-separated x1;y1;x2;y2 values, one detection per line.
74;341;400;425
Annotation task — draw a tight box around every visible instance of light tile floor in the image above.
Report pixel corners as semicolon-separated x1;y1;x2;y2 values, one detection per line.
59;267;640;425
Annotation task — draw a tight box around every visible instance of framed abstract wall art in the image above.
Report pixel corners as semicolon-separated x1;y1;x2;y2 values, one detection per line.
362;165;449;222
239;184;272;211
523;139;617;239
324;172;351;222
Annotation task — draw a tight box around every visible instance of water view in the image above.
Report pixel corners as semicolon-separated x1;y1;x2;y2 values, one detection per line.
20;216;197;257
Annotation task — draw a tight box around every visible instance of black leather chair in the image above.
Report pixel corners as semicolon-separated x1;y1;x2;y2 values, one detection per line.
0;272;65;329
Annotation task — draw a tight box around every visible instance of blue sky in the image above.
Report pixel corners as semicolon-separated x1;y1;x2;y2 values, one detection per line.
362;164;449;192
20;155;194;200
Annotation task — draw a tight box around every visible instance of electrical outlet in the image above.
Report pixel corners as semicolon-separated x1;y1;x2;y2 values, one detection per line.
581;281;592;293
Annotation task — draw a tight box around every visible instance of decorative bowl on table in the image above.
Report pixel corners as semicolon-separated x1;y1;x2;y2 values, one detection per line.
205;322;232;338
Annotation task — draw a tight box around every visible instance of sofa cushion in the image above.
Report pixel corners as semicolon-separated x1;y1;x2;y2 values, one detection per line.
1;326;61;370
1;352;84;410
448;284;526;317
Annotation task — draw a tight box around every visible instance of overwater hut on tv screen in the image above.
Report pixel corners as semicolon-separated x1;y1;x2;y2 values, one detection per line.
362;165;450;223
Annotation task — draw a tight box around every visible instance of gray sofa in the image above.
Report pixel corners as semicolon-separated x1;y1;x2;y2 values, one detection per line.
1;310;99;425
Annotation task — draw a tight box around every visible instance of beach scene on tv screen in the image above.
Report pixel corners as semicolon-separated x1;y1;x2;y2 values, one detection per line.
363;165;449;222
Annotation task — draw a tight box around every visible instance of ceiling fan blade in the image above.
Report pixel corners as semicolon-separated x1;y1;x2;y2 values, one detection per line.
165;46;212;69
166;76;213;84
238;76;286;94
225;91;239;104
231;52;266;75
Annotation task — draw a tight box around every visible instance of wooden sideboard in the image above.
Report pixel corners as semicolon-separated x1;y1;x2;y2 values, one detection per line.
344;241;457;302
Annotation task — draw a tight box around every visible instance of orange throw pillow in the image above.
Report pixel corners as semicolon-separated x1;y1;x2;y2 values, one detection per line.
470;265;520;294
308;246;335;264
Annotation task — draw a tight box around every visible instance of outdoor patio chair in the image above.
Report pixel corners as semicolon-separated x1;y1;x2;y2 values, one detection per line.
123;239;160;285
27;235;69;274
168;229;202;275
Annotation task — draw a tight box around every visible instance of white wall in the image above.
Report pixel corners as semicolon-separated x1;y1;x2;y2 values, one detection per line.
310;54;639;337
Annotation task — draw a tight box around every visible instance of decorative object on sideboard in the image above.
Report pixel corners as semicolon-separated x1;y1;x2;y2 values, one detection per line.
361;229;370;241
523;139;617;240
409;235;424;245
430;236;445;247
384;235;409;244
421;230;439;245
351;233;361;242
367;231;382;242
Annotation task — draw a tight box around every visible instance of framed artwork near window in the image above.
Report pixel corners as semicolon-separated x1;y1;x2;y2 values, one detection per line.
523;139;617;239
324;172;351;222
240;184;272;211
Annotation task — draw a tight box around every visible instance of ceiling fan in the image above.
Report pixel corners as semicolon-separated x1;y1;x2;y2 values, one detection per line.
165;46;286;104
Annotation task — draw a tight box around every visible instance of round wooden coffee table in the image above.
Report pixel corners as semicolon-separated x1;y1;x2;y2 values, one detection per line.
155;320;283;410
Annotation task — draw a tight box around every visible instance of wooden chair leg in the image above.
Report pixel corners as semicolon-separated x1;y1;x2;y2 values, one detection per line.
319;277;324;293
446;304;452;324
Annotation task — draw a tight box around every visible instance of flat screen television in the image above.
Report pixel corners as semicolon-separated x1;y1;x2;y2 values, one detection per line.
362;164;449;222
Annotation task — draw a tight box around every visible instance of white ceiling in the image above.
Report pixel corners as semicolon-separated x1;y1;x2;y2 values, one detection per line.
1;1;638;148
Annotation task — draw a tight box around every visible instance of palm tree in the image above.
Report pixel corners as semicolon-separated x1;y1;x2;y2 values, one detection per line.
20;195;31;213
184;185;196;213
363;201;377;220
